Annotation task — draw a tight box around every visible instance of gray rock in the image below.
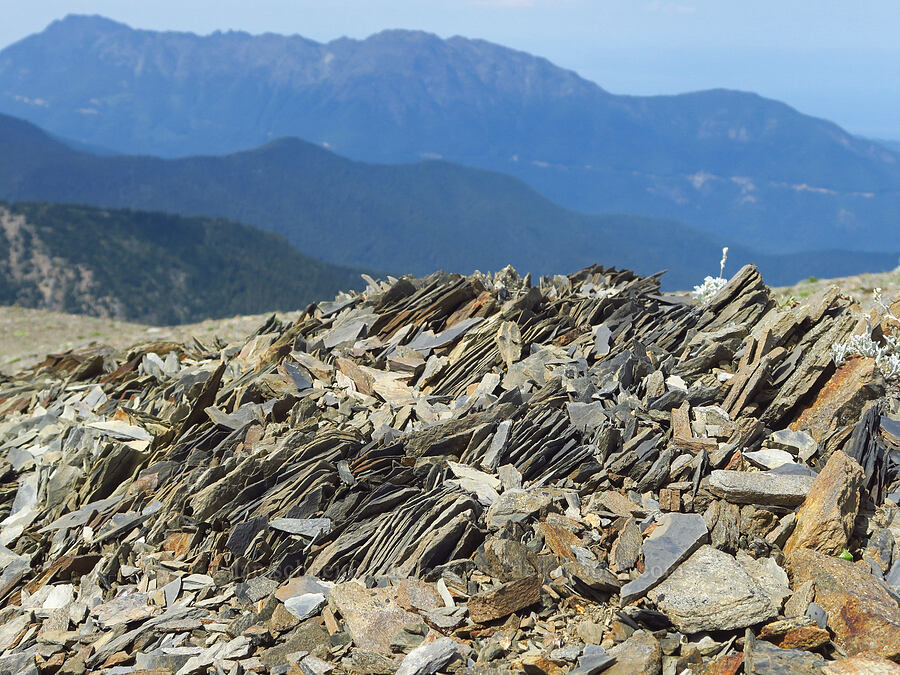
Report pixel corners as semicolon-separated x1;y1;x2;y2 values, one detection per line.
708;469;816;507
610;518;642;573
406;317;483;355
395;637;461;675
390;625;427;653
226;516;268;556
321;319;368;349
593;324;612;357
806;602;827;629
135;647;201;672
620;513;708;604
570;644;616;675
485;488;552;529
743;448;798;470
764;512;796;548
446;461;501;506
648;546;781;633
481;420;512;470
863;528;894;574
235;575;276;603
270;517;332;539
162;577;182;607
768;429;818;460
0;649;39;675
495;321;523;367
743;629;824;675
497;464;522;491
567;401;608;433
550;644;583;661
299;654;334;675
606;633;661;675
564;559;621;594
736;551;791;611
888;556;900;594
284;593;327;621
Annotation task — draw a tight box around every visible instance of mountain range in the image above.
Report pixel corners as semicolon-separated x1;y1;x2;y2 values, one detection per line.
0;201;364;324
2;15;900;255
1;112;898;293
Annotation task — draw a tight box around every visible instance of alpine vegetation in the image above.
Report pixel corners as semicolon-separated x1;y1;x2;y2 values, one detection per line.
832;287;900;380
691;247;729;305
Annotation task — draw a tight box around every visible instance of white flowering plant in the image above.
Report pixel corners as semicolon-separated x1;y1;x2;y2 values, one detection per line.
691;247;729;306
832;287;900;380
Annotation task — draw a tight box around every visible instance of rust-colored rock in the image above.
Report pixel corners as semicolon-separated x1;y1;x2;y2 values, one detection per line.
468;576;541;624
393;578;442;612
783;450;864;556
521;655;566;675
537;522;580;561
759;617;831;650
778;625;831;650
821;652;900;674
788;548;900;659
790;357;882;442
659;488;682;512
693;652;743;675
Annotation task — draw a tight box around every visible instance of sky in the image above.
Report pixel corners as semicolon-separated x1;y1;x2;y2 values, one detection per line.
3;0;899;139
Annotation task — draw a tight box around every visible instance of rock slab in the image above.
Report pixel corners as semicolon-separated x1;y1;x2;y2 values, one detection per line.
784;450;864;556
328;582;419;656
648;546;781;633
396;637;461;675
708;469;816;507
788;548;900;659
620;513;708;604
467;576;541;624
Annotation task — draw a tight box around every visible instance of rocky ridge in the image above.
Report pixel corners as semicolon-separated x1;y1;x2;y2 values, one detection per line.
1;263;899;674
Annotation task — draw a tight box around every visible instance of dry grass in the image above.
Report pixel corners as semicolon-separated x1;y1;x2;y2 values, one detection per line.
773;267;900;311
0;306;302;374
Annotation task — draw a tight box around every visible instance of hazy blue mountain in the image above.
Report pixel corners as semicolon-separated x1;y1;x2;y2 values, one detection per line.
2;15;900;254
876;139;900;154
0;201;366;324
1;112;896;291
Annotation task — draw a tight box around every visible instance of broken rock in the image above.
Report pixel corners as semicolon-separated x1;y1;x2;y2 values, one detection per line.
467;576;541;624
784;450;864;556
620;513;708;604
708;469;816;507
648;546;781;633
788;548;900;659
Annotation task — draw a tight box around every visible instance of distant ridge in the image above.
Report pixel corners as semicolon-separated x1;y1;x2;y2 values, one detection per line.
0;112;897;291
2;15;900;253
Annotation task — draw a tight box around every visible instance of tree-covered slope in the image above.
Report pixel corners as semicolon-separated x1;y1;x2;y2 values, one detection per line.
0;202;365;324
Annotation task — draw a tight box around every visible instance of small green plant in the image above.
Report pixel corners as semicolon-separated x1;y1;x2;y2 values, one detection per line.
776;294;798;309
838;549;853;561
691;247;729;306
806;276;819;283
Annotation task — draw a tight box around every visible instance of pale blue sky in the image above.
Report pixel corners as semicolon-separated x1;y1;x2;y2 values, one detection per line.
3;0;899;138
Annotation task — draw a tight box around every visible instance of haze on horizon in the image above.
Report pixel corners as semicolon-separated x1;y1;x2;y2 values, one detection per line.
2;0;899;141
